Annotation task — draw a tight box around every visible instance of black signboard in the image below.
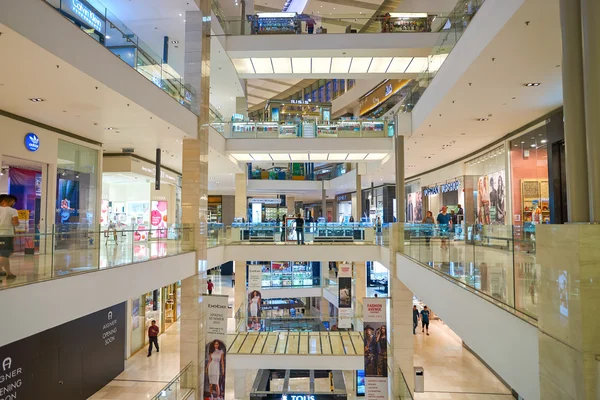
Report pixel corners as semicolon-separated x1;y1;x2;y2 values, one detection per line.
0;303;126;399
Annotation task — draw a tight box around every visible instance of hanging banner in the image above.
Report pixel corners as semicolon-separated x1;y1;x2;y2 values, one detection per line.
248;265;264;331
363;298;388;400
338;263;353;329
204;295;228;400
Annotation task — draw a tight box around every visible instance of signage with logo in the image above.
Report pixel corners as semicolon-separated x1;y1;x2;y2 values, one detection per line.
249;198;282;205
205;295;229;340
441;180;460;193
65;0;105;33
336;193;352;202
423;186;439;196
359;79;410;116
24;133;40;152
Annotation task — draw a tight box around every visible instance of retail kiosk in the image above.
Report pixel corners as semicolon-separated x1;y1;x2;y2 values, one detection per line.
250;369;348;400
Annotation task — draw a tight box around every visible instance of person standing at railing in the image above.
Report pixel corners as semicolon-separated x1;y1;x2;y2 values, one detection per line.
436;206;452;250
422;211;435;245
0;194;19;280
306;18;315;34
295;213;305;245
375;216;383;245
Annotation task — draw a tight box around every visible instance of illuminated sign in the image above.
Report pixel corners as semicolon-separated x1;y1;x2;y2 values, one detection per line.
24;133;40;152
423;186;439;196
384;84;393;96
359;79;410;116
69;0;104;32
290;99;311;104
441;180;460;193
249;198;282;204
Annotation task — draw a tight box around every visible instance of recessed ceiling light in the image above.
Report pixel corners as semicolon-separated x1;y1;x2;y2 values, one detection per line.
179;13;183;16
476;118;489;122
105;127;115;130
540;139;547;144
171;40;179;44
105;35;111;39
29;98;44;102
530;144;536;148
525;83;541;87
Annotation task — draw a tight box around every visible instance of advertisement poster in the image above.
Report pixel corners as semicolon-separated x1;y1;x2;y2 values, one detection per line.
247;290;262;331
363;298;388;400
477;170;505;225
151;200;168;238
338;263;353;329
248;265;263;289
406;192;423;222
204;339;227;400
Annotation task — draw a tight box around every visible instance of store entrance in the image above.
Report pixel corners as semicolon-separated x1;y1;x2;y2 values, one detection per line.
0;156;47;254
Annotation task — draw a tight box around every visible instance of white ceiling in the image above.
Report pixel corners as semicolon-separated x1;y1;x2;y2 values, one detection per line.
0;23;187;171
403;0;562;177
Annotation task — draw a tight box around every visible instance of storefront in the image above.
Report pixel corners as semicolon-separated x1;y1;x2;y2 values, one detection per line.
0;114;101;254
247;196;287;223
336;192;353;223
361;184;396;223
251;261;321;287
208;195;222;223
405;180;422;223
250;369;348;400
102;155;182;239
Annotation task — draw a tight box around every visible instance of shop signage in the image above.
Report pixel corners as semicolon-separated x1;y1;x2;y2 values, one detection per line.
336;193;352;202
24;133;40;152
423;186;439;196
205;295;229;340
249;198;282;205
359;79;410;116
290;99;311;104
441;180;460;193
69;0;104;32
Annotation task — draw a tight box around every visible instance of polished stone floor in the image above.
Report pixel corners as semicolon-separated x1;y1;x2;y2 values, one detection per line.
90;274;512;400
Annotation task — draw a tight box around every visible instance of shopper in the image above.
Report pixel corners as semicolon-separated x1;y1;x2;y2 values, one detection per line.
295;213;305;245
375;216;383;245
413;305;419;334
306;18;315;34
232;272;235;287
0;194;19;280
436;206;452;250
420;306;430;335
147;320;160;356
207;279;214;295
349;215;354;223
456;204;464;224
450;209;458;226
422;211;435;245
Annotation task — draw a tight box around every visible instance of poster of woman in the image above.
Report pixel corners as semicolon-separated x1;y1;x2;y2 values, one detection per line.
247;290;262;331
477;170;506;225
204;339;226;400
364;323;388;378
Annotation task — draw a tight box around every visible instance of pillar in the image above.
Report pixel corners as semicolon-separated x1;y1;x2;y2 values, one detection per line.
354;261;366;310
581;0;600;222
355;169;362;221
321;181;327;220
180;0;211;397
235;97;247;119
287;196;296;217
235;173;247;220
321;259;331;321
234;261;246;315
537;225;600;399
233;370;246;400
395;136;406;223
559;0;589;222
388;224;414;396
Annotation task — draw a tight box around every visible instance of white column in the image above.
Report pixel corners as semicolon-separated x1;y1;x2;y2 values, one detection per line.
233;369;246;400
235;173;247;220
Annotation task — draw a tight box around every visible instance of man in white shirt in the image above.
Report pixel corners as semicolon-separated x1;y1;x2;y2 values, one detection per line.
0;194;19;279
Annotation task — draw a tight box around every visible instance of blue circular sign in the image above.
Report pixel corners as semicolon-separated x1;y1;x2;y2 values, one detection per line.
24;133;40;152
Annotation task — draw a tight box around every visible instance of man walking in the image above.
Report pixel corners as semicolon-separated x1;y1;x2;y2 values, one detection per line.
413;305;419;335
147;320;159;357
208;279;214;295
420;305;431;335
0;194;19;280
295;213;305;245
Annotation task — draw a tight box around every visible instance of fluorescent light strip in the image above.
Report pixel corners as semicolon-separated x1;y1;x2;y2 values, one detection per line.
250;153;272;161
232;58;255;74
328;153;348;161
405;57;428;73
231;153;253;161
290;153;309;160
312;57;332;73
387;57;413;73
309;153;329;161
330;58;352;74
271;58;292;73
346;153;368;161
270;153;291;161
251;58;274;74
349;57;373;73
368;57;393;73
364;153;387;160
292;58;311;73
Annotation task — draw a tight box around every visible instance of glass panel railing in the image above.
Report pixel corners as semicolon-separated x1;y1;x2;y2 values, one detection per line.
42;0;198;114
210;120;391;139
212;13;447;36
151;362;195;400
234;316;364;333
206;222;389;246
397;222;537;320
398;0;486;113
1;225;194;291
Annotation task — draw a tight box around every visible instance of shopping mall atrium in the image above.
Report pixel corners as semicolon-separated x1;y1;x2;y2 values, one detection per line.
0;0;597;398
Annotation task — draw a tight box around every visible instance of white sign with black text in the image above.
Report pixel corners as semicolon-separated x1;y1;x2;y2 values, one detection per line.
205;295;229;341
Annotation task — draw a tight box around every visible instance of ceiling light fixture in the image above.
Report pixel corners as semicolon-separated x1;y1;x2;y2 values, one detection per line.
105;35;111;39
171;40;179;44
525;83;541;87
477;118;489;122
105;127;115;130
29;98;44;102
540;139;547;144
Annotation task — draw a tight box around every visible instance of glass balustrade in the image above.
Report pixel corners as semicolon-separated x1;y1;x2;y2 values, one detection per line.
151;362;195;400
42;0;198;113
0;225;194;291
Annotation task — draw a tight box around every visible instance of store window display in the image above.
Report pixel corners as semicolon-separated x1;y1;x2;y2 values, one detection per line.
405;180;422;223
250;261;320;288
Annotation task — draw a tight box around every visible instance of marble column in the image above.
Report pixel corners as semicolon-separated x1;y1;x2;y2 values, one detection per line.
321;181;327;219
321;297;331;322
234;260;246;315
287;196;296;217
354;261;366;309
355;169;362;221
181;0;211;398
235;173;247;220
537;225;600;399
388;223;414;396
395;135;406;223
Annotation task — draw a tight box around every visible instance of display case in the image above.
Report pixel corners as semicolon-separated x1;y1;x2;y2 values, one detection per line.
292;262;314;286
249;224;276;242
271;262;292;286
256;262;316;287
338;121;361;137
361;121;386;137
231;122;257;138
521;179;550;229
316;124;338;137
256;122;280;138
256;13;297;35
279;123;298;138
314;223;355;242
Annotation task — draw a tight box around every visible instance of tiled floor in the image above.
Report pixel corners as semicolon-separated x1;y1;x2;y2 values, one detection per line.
413;320;512;400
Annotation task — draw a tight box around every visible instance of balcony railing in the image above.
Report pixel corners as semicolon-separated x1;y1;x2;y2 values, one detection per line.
151;362;195;400
42;0;198;113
